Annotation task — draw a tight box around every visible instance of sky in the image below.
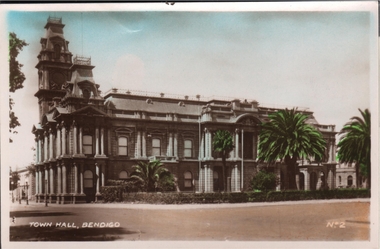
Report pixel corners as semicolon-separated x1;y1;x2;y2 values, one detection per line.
2;3;377;170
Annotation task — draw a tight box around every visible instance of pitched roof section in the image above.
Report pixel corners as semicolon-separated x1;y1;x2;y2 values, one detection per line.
108;96;202;116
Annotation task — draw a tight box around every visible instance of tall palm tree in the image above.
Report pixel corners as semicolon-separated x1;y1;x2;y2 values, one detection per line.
130;160;172;192
258;108;326;189
337;109;371;188
213;130;234;192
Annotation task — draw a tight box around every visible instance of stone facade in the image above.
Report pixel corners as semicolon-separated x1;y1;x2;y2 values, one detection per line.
32;17;338;204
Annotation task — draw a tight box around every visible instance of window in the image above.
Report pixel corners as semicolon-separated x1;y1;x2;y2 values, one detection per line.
339;176;342;185
118;137;128;156
184;171;192;188
184;139;193;158
84;170;93;188
152;138;161;156
54;44;61;59
83;135;93;155
119;171;128;180
347;175;353;186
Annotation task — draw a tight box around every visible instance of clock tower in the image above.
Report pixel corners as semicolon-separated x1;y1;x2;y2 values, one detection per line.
35;17;73;121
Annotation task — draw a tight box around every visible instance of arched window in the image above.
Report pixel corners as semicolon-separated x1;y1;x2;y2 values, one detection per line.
83;135;93;155
184;171;192;188
152;138;161;156
184;139;192;158
84;170;93;188
119;171;128;180
54;44;61;59
118;137;128;156
347;175;353;186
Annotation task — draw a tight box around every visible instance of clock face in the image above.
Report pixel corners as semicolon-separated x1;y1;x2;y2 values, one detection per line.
50;72;65;90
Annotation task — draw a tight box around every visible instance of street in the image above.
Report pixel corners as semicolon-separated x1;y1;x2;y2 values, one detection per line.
9;199;370;241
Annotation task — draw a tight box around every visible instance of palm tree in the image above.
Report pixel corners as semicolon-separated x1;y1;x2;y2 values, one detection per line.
130;160;173;192
258;108;326;190
213;130;234;192
337;109;371;188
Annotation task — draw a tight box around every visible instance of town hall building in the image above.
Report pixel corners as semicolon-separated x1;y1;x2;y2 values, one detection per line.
32;17;337;204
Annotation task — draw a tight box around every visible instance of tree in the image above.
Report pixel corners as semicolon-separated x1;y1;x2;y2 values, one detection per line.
258;108;326;190
250;169;278;192
130;160;173;192
337;109;371;188
9;32;28;142
212;130;234;192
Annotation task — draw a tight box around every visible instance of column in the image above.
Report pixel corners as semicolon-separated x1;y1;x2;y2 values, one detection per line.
95;163;100;194
80;164;84;194
74;163;78;194
200;131;205;159
73;121;77;155
49;166;54;194
79;126;83;155
204;129;208;159
62;163;67;194
38;135;42;164
44;132;48;161
167;132;173;156
135;131;141;158
35;167;39;194
173;133;178;158
61;123;66;156
101;164;105;187
304;170;310;190
199;167;204;192
235;129;239;159
49;129;54;160
100;127;105;156
57;164;61;194
142;131;147;158
208;131;213;159
39;167;42;194
44;166;48;194
34;138;39;164
56;125;61;159
204;165;208;192
95;126;99;156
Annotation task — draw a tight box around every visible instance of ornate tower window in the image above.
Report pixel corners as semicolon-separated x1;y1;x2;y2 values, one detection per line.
54;44;61;59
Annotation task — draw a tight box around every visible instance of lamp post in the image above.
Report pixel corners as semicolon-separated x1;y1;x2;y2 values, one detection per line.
45;179;48;207
25;181;29;205
11;181;14;203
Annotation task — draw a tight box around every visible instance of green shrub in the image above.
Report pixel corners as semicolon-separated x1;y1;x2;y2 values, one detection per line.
250;170;278;191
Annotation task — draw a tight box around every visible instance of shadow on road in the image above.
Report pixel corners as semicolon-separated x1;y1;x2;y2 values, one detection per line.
10;225;137;241
10;210;75;218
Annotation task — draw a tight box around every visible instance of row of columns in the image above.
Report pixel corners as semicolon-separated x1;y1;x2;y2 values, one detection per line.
199;128;258;161
298;169;335;190
35;121;106;164
34;162;106;202
134;131;180;158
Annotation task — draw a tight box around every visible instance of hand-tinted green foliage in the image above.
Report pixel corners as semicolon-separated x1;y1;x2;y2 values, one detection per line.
250;170;278;191
337;109;371;187
258;108;326;189
212;130;234;191
9;32;28;142
130;160;174;192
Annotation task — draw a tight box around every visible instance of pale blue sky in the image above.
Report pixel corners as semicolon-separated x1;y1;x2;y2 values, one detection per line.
4;4;375;169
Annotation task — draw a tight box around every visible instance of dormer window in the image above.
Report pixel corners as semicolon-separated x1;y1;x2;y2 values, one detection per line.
83;89;91;101
146;98;153;104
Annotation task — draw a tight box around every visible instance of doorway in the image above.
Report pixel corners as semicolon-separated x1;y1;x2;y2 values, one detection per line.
84;170;95;203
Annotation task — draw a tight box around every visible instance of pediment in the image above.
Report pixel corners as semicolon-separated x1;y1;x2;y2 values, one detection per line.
72;106;108;117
